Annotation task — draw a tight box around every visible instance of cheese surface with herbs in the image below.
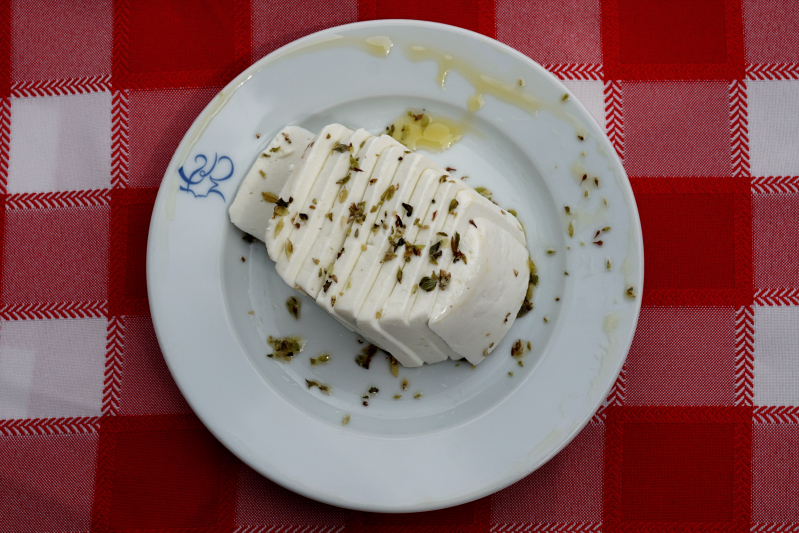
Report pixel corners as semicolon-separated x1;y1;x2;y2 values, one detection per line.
230;123;533;367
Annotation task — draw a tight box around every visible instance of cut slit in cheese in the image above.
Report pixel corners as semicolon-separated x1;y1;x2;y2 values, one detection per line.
315;145;406;324
355;167;444;367
294;135;404;299
332;153;442;332
379;178;468;365
274;129;372;289
265;124;352;261
228;126;314;241
232;125;533;368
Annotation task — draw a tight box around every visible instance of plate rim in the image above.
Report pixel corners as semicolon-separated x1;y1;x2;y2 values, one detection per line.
147;18;644;512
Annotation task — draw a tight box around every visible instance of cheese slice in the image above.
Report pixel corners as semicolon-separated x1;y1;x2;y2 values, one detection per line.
379;177;468;364
429;216;530;364
294;135;404;298
228;126;314;241
400;184;466;363
265;124;352;260
274;129;372;288
406;187;529;363
316;145;405;323
355;167;443;367
332;153;443;332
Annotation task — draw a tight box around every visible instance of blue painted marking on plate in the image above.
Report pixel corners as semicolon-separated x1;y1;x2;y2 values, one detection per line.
178;153;234;201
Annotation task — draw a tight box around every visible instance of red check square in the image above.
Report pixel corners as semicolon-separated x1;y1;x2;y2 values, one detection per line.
627;307;736;406
127;0;234;74
235;463;347;526
119;315;190;415
604;407;751;533
107;421;226;529
495;0;602;65
129;88;219;188
0;433;98;532
252;0;357;62
365;0;482;34
11;0;112;82
2;205;109;305
752;422;799;521
753;193;799;290
492;423;604;524
742;0;799;63
126;203;153;300
602;0;744;80
623;81;731;177
631;178;753;307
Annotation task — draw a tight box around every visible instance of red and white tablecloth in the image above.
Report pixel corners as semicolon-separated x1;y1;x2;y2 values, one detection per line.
1;0;798;531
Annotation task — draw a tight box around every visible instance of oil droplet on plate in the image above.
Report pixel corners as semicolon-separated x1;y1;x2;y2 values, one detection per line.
385;109;468;153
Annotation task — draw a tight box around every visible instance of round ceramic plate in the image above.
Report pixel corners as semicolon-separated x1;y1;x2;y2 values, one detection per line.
148;20;643;512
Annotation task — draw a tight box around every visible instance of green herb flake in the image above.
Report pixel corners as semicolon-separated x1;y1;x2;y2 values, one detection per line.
451;232;467;264
438;269;451;290
355;344;379;369
305;379;332;395
419;276;437;292
310;353;331;366
380;186;396;203
511;339;525;358
266;335;305;362
389;355;399;377
285;296;301;320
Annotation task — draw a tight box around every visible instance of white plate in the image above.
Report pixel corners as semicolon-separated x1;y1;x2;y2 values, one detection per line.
147;20;643;512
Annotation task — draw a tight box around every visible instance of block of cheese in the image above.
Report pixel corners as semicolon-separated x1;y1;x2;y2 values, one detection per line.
230;123;533;367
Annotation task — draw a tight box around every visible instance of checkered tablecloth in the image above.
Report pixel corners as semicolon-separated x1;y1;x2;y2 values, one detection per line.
1;0;798;531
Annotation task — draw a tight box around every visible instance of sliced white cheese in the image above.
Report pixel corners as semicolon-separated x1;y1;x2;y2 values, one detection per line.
294;135;404;298
429;216;530;364
379;177;468;364
274;129;373;289
448;188;526;246
332;153;443;335
355;166;443;367
316;145;406;322
401;184;467;363
408;187;531;363
228;126;314;241
265;124;352;261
